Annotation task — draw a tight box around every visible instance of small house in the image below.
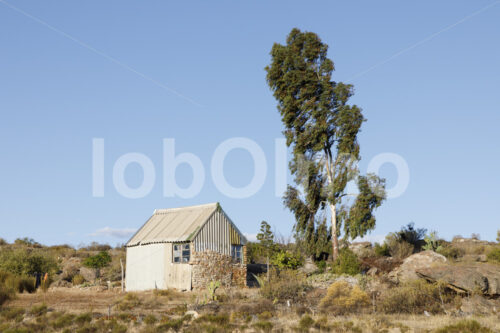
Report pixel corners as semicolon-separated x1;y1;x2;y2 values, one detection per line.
125;203;247;291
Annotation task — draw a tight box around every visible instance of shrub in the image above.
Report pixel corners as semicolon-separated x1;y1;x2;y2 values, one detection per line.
0;248;58;276
319;280;370;314
82;251;112;279
253;321;273;332
30;303;47;316
143;314;157;325
271;250;302;269
72;274;85;285
435;319;493;333
487;248;500;263
0;271;35;293
116;293;141;311
330;248;361;275
0;286;14;307
80;242;112;251
385;234;414;259
374;242;390;257
437;245;464;260
422;231;443;252
74;312;92;325
378;280;450;314
51;313;75;329
257;269;310;303
298;315;315;331
0;238;7;246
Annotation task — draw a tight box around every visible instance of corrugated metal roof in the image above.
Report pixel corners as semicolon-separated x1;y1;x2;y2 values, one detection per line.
126;203;220;247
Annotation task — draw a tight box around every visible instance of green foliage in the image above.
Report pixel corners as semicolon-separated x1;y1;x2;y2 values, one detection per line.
257;269;310;303
487;247;500;263
256;221;279;266
497;230;500;243
422;231;443;252
330;248;361;275
266;28;386;260
116;293;141;311
436;245;464;260
72;274;85;285
298;315;315;332
435;320;493;333
207;280;220;301
0;270;35;294
0;285;13;307
253;320;273;332
374;242;390;257
271;250;302;269
82;251;111;270
382;223;427;259
0;248;58;276
0;238;7;246
82;251;111;279
319;280;369;314
395;223;426;248
29;303;47;316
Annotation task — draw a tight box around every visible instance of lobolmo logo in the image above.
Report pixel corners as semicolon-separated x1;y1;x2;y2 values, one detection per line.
92;138;409;199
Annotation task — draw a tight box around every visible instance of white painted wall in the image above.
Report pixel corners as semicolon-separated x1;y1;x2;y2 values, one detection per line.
126;243;167;291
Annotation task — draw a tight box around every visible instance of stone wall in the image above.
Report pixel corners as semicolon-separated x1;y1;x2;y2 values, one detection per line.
191;247;247;289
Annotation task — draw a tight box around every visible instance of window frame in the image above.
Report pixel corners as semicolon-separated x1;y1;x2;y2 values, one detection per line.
231;244;243;263
173;243;190;263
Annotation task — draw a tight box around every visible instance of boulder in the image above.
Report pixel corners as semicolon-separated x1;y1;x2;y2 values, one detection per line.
417;263;500;296
349;242;372;257
79;267;96;282
60;257;81;281
299;257;318;275
388;251;447;283
459;295;500;315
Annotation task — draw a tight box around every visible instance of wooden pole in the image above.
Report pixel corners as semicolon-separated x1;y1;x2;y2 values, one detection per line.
120;259;124;292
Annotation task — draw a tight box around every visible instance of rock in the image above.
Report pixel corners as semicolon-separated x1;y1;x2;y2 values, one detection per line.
349;242;372;257
367;267;378;277
185;310;199;319
79;267;95;282
417;263;500;296
460;295;499;315
51;279;72;288
388;251;447;283
299;257;318;275
60;257;81;281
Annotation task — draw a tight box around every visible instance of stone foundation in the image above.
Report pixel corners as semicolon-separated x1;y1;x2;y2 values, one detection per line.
191;247;247;289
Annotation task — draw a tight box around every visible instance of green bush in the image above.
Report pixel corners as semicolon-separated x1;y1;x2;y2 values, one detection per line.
271;250;302;269
435;320;493;333
437;245;464;260
0;248;58;276
0;271;35;294
0;286;14;307
374;242;390;257
330;248;361;275
298;315;315;332
486;248;500;263
72;274;85;286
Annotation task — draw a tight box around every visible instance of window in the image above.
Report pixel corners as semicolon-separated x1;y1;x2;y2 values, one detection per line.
173;243;190;263
231;245;242;263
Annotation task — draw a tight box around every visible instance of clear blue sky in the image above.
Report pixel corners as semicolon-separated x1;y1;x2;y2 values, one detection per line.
1;1;499;246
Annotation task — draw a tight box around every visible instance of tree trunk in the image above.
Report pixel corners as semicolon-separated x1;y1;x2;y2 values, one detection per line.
330;203;339;260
